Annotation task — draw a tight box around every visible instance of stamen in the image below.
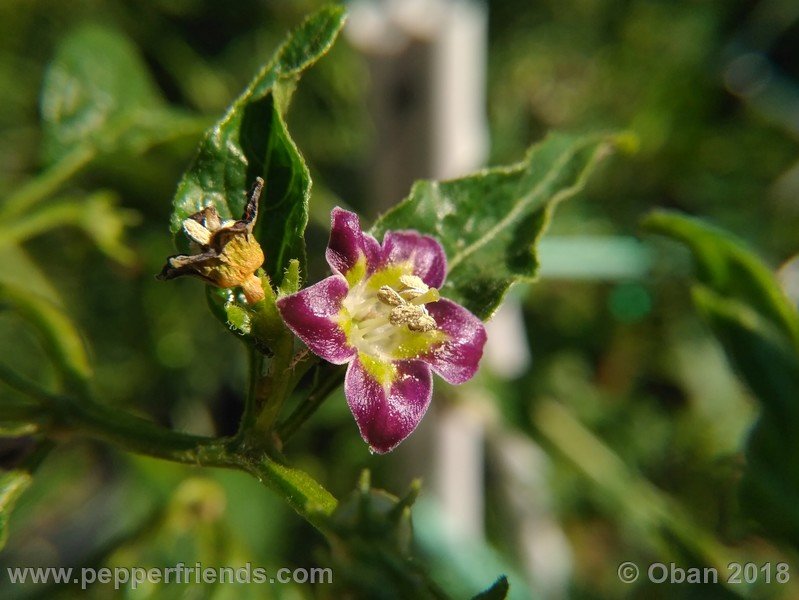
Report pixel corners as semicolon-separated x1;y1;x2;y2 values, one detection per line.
199;206;221;231
358;315;390;330
408;313;437;332
399;274;427;291
389;304;425;327
361;324;395;341
343;270;441;359
183;218;212;246
377;286;404;306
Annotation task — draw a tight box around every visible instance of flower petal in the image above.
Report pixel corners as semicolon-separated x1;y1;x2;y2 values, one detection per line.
423;299;487;384
345;357;433;453
326;208;380;283
381;231;447;288
276;275;355;364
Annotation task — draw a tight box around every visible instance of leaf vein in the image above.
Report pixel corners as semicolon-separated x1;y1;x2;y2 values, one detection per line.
447;137;598;271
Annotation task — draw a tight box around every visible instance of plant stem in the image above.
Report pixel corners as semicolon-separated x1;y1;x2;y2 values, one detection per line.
54;393;340;530
277;364;345;444
57;395;232;466
0;363;62;409
235;347;263;440
252;332;294;434
1;286;339;530
0;111;210;221
1;145;96;219
0;202;83;244
0;403;46;426
38;375;340;528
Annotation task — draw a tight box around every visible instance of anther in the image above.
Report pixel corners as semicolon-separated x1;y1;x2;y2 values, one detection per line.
183;218;213;246
389;304;437;332
389;304;425;327
377;285;404;306
399;274;428;292
407;313;437;332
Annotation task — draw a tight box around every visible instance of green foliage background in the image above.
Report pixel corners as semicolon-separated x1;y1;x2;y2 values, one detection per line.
0;0;798;598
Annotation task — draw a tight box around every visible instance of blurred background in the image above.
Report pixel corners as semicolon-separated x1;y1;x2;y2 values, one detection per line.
1;0;798;598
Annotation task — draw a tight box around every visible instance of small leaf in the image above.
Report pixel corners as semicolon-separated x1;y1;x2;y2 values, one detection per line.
742;414;799;548
0;284;92;395
2;27;206;221
0;192;140;266
324;475;453;599
692;286;799;424
642;210;799;348
472;576;510;600
691;286;799;547
0;470;32;551
250;456;338;530
641;211;799;548
77;192;141;266
0;242;60;302
206;288;252;336
170;5;346;286
371;132;618;320
278;259;301;296
40;24;163;163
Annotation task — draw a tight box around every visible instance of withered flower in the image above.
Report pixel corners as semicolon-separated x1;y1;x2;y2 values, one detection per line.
158;178;266;304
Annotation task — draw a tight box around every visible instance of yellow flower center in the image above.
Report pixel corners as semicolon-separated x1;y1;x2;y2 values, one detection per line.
338;267;446;366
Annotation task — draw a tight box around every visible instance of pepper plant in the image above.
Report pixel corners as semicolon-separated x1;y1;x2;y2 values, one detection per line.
0;6;619;597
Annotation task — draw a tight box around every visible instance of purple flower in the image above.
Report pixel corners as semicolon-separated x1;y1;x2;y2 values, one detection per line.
277;208;487;453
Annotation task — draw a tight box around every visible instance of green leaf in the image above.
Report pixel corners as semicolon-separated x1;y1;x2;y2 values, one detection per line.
742;414;799;548
0;470;32;551
0;242;60;302
0;191;140;266
324;473;452;599
248;456;338;531
644;211;799;548
169;5;346;285
40;24;163;163
691;286;799;424
690;286;799;547
641;211;799;548
0;284;92;395
641;210;799;349
2;25;207;221
371;132;619;320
